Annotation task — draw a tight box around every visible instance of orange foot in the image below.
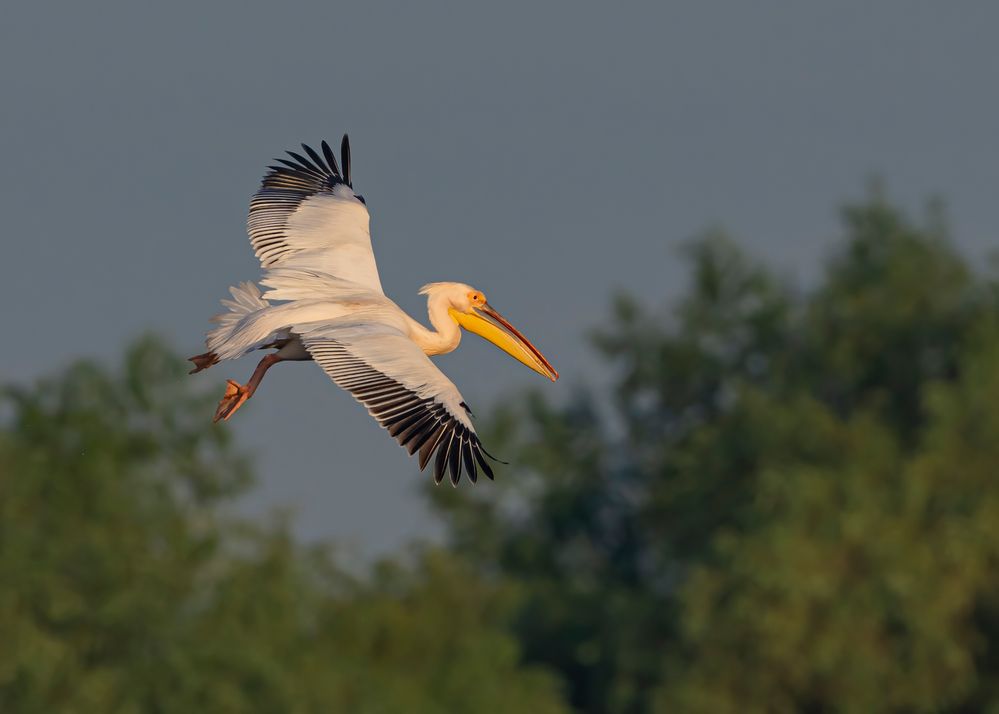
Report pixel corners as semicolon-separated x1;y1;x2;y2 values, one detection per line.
188;351;219;374
214;380;250;422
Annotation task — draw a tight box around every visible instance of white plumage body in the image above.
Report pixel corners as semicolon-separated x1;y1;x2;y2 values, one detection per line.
207;269;472;433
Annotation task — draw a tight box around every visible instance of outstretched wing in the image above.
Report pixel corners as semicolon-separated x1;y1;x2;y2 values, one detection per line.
295;318;495;485
247;136;384;293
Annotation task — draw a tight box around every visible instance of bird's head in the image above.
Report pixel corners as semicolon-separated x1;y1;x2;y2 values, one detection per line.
419;282;558;381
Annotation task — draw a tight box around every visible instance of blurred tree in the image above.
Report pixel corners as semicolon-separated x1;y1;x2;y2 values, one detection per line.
7;189;998;714
429;191;999;713
0;337;568;713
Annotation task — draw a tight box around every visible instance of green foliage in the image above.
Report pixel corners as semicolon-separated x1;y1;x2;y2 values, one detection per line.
429;191;999;713
0;337;568;714
663;351;999;713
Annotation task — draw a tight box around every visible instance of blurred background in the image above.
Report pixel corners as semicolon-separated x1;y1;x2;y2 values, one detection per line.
3;2;999;712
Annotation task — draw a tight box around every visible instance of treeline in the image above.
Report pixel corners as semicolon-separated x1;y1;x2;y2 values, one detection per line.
3;191;999;713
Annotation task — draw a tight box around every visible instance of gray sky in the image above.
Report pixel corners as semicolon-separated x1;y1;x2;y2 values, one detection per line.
3;1;998;556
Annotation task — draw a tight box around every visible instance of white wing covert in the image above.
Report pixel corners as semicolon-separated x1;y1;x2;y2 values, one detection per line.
247;137;384;293
295;319;496;485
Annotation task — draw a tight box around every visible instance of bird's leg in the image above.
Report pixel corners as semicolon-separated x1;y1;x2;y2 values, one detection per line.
213;353;284;423
188;351;220;374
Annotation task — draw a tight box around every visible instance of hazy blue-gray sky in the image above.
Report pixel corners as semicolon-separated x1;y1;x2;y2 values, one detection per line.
3;1;997;555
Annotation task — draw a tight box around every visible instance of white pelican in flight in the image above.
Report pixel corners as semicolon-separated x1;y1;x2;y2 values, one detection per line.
190;135;558;485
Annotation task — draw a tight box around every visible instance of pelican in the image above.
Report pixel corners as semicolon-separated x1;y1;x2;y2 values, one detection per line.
190;135;558;485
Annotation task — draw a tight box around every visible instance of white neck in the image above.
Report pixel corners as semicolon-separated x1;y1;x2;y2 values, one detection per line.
406;292;462;355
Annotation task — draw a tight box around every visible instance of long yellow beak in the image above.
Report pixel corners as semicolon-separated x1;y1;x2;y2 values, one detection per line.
449;304;559;381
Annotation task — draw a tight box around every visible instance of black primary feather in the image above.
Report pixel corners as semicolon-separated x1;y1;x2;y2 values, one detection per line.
462;442;478;483
448;435;461;486
321;140;341;176
473;449;495;480
341;134;352;187
434;434;450;485
286;150;322;176
302;143;328;173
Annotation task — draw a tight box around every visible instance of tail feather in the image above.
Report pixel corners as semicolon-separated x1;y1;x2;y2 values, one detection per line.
222;280;269;314
205;282;271;356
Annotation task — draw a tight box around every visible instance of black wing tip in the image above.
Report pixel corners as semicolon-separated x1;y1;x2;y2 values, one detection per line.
261;138;352;191
421;432;499;486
